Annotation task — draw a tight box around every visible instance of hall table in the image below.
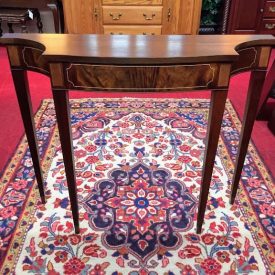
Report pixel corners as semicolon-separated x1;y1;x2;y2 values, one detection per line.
1;34;275;234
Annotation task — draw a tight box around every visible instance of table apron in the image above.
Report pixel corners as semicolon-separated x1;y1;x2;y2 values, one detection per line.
49;62;232;91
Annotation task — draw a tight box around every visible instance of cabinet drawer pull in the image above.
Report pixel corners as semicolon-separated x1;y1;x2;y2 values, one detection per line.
167;8;171;21
110;32;123;35
94;8;99;19
265;23;275;29
110;13;122;20
143;32;155;35
269;6;275;12
143;13;156;20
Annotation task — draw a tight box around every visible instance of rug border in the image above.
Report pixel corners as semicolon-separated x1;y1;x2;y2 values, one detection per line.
0;100;60;272
0;100;46;179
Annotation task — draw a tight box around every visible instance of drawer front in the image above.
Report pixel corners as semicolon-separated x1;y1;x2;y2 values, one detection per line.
102;0;162;5
260;19;275;34
264;1;275;17
103;6;162;25
64;63;228;91
104;25;162;34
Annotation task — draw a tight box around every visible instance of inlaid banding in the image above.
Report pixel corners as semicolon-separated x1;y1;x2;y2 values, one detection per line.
231;47;257;74
22;47;49;74
65;63;219;91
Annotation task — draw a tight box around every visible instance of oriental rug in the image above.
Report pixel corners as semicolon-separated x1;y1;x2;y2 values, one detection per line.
0;98;274;275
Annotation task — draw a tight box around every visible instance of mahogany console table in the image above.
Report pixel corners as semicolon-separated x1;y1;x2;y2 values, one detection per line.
0;34;274;234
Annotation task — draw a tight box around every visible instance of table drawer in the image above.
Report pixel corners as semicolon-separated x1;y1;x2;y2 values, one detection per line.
104;25;161;34
260;19;275;34
103;6;162;25
264;1;275;17
102;0;162;5
64;63;228;91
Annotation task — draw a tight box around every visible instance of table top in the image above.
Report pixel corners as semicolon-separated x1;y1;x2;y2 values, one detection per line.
1;33;275;65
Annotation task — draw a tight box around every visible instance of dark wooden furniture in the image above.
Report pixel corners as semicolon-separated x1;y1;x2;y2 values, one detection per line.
268;108;275;134
0;0;64;33
0;8;43;35
1;34;274;235
257;58;275;118
227;0;275;34
257;58;275;135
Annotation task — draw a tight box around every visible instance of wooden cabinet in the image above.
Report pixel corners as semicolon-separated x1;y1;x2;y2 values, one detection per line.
261;1;275;33
62;0;102;33
227;0;275;34
63;0;202;34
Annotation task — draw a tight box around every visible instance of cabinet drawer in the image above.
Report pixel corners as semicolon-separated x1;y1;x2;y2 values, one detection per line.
264;1;275;17
103;6;162;25
102;0;162;5
104;25;162;34
260;19;275;34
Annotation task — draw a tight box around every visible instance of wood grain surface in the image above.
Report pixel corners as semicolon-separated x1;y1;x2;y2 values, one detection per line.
65;63;220;91
102;0;163;5
1;34;275;65
63;0;202;35
103;25;162;35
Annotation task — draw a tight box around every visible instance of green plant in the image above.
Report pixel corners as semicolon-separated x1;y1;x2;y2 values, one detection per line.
201;0;223;25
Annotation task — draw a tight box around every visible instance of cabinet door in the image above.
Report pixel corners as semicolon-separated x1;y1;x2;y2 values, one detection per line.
162;0;202;34
63;0;103;34
227;0;264;33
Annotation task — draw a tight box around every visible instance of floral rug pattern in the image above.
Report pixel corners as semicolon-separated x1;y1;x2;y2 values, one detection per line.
0;98;274;275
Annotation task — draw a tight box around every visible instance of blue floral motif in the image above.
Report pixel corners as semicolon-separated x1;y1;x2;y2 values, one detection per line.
82;162;197;262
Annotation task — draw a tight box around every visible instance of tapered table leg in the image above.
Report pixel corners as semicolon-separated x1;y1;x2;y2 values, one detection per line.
230;70;267;204
197;89;228;234
52;89;79;234
11;70;45;203
35;9;43;33
0;20;2;37
7;22;14;33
